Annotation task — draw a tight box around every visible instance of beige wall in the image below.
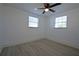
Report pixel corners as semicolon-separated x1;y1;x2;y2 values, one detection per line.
0;4;4;53
48;8;79;49
1;5;45;48
0;4;79;49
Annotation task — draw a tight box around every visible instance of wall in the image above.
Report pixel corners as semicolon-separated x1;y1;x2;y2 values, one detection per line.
48;8;79;49
0;4;4;53
1;5;45;48
1;4;79;50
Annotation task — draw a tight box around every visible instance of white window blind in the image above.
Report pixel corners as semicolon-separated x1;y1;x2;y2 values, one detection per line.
28;16;38;27
55;16;67;28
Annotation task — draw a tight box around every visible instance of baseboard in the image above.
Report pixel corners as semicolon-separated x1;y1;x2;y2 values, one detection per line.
48;39;79;50
0;38;43;48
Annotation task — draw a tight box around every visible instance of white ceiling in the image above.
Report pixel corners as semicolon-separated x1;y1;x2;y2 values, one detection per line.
3;3;79;16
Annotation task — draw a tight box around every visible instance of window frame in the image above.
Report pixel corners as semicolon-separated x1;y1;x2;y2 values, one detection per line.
28;16;39;28
54;16;67;28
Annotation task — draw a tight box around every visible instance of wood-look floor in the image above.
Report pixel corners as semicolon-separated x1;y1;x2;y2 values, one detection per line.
0;39;79;56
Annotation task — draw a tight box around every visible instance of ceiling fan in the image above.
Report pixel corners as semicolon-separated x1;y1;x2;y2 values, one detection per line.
37;3;61;14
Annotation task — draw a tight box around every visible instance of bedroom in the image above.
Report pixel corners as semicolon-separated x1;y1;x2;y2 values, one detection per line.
0;3;79;56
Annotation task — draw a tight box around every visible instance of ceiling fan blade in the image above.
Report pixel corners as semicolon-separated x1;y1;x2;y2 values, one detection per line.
37;8;45;9
49;3;61;8
44;3;50;8
42;11;45;14
49;9;55;12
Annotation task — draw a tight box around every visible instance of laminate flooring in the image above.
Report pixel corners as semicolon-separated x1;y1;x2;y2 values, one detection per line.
0;39;79;56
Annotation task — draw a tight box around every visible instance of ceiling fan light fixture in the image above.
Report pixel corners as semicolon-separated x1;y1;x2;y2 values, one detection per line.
45;8;49;12
34;8;38;10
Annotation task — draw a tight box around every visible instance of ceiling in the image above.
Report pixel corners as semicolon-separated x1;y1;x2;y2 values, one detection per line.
3;3;79;16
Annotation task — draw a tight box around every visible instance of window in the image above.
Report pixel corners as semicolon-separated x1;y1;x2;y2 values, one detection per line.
28;16;39;27
55;16;67;28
